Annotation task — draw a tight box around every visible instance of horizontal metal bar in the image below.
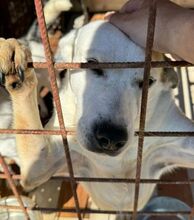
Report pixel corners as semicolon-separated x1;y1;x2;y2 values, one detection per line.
1;174;194;184
0;129;194;137
0;205;192;216
49;177;194;185
135;131;194;137
29;61;193;69
0;129;64;135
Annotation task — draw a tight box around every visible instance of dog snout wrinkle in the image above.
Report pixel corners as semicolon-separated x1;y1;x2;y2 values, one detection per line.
94;121;128;153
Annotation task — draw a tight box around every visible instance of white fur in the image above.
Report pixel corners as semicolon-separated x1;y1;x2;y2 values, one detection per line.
0;87;18;164
44;0;72;25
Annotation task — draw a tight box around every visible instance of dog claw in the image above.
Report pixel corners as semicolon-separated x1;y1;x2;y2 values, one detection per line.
0;72;5;85
18;68;25;82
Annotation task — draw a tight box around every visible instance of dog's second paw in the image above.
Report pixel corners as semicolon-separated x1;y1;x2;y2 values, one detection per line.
0;38;37;96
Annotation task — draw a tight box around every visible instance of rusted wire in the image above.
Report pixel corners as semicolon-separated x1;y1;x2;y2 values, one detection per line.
0;204;192;217
0;155;30;220
132;1;157;219
0;129;63;135
28;60;193;69
0;0;193;219
34;0;82;219
1;128;194;136
136;131;194;137
2;173;194;184
189;207;194;220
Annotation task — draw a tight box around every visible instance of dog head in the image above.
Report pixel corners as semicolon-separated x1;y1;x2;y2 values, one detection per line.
56;20;178;156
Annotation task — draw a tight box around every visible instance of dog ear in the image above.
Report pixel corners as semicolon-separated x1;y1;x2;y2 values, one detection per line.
160;56;179;89
161;67;179;89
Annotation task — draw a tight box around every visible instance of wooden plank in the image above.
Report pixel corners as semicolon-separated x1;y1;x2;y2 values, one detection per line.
157;168;193;206
58;184;89;218
172;0;194;7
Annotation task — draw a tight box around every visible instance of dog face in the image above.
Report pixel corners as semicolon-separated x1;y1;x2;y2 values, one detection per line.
57;21;174;156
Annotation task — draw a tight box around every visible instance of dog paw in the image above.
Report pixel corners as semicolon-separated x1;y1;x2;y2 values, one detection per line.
0;38;37;96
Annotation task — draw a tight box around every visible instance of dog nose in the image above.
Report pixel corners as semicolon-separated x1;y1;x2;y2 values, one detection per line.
94;122;128;152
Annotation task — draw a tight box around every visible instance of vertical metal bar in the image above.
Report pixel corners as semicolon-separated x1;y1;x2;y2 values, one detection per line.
33;0;82;219
185;67;194;119
0;155;30;220
176;67;186;113
189;207;194;220
132;1;157;219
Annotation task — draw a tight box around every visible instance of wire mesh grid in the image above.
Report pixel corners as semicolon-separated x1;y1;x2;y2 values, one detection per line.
1;0;194;219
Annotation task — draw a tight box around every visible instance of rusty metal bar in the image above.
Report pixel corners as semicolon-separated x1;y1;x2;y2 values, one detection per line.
136;131;194;137
0;155;30;220
0;129;63;135
132;1;157;219
189;207;194;220
2;173;194;184
34;0;66;131
0;204;192;216
28;60;193;69
0;0;193;219
1;128;194;137
34;0;82;219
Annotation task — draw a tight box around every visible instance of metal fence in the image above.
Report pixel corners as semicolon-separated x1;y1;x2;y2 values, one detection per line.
1;0;194;219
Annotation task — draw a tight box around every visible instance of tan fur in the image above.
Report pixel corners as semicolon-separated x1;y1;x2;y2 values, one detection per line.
0;39;48;187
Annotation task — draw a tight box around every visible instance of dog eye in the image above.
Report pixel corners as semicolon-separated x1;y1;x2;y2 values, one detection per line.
87;58;104;76
138;76;156;88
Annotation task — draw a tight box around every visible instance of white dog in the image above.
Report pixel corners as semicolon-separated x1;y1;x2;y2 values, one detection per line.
1;16;194;213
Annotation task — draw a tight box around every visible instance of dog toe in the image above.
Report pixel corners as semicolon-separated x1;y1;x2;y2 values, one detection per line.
7;39;28;70
0;38;37;95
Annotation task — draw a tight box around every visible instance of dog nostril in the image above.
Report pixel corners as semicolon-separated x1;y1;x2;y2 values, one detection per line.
94;122;128;152
98;137;110;148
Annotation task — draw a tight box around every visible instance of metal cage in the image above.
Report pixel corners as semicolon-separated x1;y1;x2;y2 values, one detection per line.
0;0;194;219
